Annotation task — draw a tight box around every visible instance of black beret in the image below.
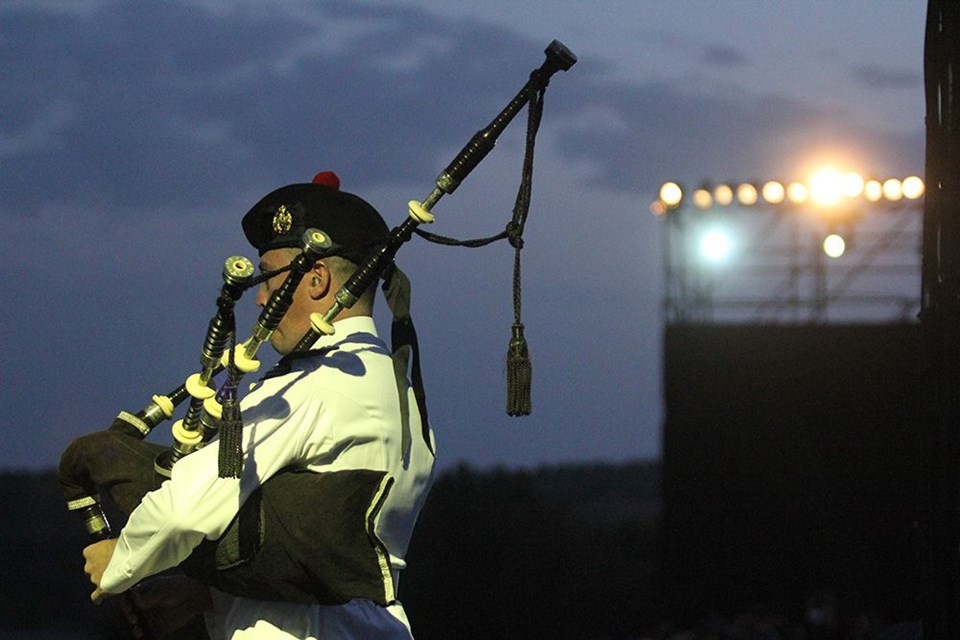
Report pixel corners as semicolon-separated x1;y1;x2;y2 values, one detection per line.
242;172;388;263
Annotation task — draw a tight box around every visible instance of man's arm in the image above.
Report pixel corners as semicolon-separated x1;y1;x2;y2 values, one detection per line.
97;442;244;595
97;382;326;595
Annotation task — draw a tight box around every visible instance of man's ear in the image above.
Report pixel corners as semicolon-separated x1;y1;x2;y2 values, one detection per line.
307;261;332;300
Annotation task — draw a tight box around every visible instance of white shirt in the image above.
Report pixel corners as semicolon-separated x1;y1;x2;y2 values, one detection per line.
102;316;436;638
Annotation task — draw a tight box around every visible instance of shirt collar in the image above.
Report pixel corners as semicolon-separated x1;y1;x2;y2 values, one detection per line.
310;315;379;350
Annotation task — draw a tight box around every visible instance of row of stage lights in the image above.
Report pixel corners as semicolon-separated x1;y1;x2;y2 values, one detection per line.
651;169;924;262
651;170;925;216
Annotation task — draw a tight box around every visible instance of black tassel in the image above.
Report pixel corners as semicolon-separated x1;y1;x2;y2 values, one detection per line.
217;371;244;478
506;322;532;416
216;324;244;478
218;397;243;478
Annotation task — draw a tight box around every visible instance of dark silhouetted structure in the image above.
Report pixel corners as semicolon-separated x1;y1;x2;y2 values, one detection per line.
921;1;960;638
661;323;925;625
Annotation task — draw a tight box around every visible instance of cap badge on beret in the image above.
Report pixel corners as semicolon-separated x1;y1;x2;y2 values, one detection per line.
272;204;293;236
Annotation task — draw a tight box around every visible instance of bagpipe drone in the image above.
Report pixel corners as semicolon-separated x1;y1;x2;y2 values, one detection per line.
58;40;576;637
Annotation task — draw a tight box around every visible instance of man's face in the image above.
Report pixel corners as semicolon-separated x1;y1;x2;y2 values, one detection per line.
256;248;314;355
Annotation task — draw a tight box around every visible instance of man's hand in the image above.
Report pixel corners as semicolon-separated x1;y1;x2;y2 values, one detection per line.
127;575;214;636
82;538;118;601
83;539;212;636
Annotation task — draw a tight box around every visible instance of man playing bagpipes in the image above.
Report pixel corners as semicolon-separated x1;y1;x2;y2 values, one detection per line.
63;39;575;640
72;173;437;638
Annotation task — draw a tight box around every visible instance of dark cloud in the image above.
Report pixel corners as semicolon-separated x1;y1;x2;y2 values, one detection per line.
3;2;921;217
852;63;922;90
0;1;554;217
701;44;749;68
553;78;924;193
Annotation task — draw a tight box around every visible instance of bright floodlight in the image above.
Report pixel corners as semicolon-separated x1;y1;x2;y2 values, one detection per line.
693;188;713;209
660;182;683;207
787;182;809;204
902;175;925;199
737;183;758;206
762;181;785;204
714;184;734;206
864;180;883;202
809;167;844;206
842;172;865;198
882;178;903;201
699;228;731;262
823;233;846;258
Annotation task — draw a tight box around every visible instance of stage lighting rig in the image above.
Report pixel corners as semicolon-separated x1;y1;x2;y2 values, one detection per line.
652;169;924;324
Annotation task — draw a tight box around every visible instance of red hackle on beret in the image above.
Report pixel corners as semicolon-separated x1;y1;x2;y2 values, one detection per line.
312;171;341;190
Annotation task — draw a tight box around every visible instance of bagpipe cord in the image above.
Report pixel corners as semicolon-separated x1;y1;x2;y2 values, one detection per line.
413;80;546;416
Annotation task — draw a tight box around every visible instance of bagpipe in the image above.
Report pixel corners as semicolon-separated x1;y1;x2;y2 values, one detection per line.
58;40;576;637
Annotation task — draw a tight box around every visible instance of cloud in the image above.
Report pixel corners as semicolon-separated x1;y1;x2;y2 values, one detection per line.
0;1;557;219
1;0;110;16
701;44;749;68
0;100;75;158
553;77;924;193
852;64;922;91
4;0;921;218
